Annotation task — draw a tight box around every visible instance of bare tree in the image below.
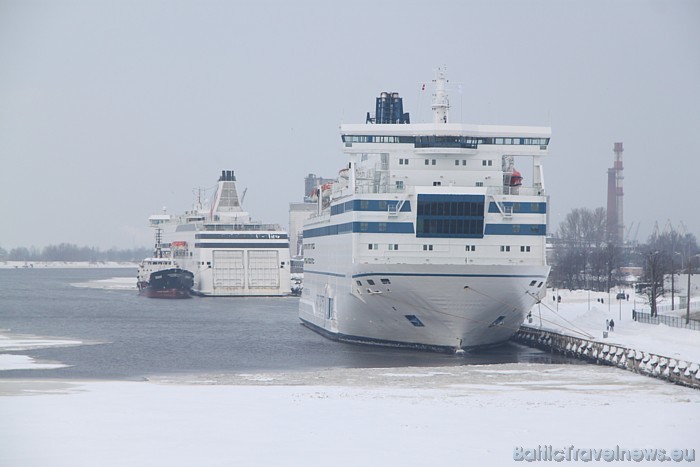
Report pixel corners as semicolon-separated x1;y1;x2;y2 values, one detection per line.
552;207;609;290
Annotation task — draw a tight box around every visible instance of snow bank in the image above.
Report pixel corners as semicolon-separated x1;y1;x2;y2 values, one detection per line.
532;289;700;364
1;365;698;466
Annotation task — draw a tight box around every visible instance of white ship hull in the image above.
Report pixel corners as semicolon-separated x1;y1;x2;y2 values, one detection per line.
300;263;549;351
163;230;291;297
298;70;553;351
148;170;291;297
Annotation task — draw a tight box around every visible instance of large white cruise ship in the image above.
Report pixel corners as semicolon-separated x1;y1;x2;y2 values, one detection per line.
151;170;291;296
299;70;551;351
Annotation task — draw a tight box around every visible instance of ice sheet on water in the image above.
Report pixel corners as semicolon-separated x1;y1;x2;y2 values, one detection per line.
70;277;136;290
0;354;67;371
0;330;97;371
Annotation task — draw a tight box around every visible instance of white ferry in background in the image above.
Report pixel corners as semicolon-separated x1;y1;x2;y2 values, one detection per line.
137;227;194;298
150;170;291;296
299;69;552;352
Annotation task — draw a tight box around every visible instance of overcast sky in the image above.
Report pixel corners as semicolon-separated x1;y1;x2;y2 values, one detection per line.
1;0;698;250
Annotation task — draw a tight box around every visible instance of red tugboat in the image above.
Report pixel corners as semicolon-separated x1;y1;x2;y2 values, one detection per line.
137;227;194;298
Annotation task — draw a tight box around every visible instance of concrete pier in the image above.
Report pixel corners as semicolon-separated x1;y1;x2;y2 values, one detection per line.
512;325;700;390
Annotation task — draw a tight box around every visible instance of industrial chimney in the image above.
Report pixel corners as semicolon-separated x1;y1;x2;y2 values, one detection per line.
606;142;624;245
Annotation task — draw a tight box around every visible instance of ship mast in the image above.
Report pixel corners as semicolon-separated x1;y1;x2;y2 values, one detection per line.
431;67;450;124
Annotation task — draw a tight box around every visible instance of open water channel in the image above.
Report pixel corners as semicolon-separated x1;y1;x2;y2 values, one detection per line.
0;268;580;380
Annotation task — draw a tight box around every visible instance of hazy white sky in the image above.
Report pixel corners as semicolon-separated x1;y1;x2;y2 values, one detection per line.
1;0;698;249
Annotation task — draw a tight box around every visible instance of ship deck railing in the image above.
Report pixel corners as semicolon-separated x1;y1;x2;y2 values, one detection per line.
202;223;283;231
352;185;544;196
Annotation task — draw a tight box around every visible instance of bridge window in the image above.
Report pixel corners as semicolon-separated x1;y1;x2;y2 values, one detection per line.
416;194;485;238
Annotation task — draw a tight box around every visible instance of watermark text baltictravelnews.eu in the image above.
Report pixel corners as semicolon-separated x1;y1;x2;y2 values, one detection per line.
513;445;695;462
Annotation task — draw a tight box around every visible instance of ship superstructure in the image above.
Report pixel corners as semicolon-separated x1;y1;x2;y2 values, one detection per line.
299;69;551;351
152;170;291;296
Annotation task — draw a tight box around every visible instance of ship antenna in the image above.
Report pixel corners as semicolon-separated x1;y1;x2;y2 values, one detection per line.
431;67;450;124
154;227;163;258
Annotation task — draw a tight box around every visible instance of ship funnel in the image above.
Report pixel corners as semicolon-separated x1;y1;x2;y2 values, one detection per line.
219;170;237;182
211;169;242;214
368;91;410;124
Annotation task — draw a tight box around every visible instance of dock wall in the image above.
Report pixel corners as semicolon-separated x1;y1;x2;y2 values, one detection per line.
512;325;700;390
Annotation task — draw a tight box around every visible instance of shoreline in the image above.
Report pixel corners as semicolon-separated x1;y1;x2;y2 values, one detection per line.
0;261;137;269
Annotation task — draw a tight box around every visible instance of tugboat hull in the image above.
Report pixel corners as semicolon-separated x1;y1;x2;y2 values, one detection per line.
137;268;194;299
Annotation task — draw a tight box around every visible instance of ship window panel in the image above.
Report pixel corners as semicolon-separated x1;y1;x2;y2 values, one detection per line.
381;279;391;284
356;281;362;286
425;159;429;165
405;315;425;327
367;279;375;285
415;194;486;238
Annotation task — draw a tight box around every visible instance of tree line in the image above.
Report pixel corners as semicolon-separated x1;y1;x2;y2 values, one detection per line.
550;207;699;317
0;243;151;263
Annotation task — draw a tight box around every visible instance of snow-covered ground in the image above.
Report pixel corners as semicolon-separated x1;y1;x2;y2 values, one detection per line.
532;288;700;364
0;261;137;269
1;365;698;466
2;289;699;466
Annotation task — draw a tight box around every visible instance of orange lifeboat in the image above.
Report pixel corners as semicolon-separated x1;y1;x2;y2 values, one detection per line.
509;170;523;187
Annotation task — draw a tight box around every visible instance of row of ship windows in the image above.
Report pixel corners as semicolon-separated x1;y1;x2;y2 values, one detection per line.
343;135;550;146
368;243;399;250
419;159;496;167
417;200;484;217
365;244;533;252
417;159;495;166
346;278;543;295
